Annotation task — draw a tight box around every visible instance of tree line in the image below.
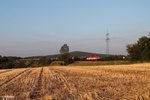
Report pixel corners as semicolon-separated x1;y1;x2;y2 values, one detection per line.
0;57;52;69
127;36;150;61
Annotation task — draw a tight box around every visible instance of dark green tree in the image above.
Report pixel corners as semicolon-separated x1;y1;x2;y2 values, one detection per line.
59;44;71;65
127;36;150;61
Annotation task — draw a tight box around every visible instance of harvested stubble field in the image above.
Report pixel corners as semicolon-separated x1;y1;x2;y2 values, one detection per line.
0;63;150;100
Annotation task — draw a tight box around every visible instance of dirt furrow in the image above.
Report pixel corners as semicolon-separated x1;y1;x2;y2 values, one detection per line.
48;69;77;100
54;70;77;93
0;69;30;88
0;68;41;100
30;68;45;99
0;70;12;74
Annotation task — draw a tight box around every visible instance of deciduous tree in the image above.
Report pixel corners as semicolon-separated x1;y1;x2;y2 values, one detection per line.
127;36;150;61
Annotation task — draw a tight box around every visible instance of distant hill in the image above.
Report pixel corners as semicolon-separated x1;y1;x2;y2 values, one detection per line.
25;51;106;59
46;51;106;58
70;51;101;57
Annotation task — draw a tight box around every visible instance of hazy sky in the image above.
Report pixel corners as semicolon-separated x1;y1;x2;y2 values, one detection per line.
0;0;150;57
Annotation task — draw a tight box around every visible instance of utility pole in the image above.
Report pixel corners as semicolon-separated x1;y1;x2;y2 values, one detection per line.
106;30;110;56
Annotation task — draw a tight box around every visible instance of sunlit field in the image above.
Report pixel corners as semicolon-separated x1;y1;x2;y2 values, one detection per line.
0;63;150;100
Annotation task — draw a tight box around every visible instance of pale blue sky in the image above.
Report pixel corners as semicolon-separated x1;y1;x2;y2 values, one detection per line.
0;0;150;57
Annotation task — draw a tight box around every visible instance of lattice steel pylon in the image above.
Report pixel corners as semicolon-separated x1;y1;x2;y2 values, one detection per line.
148;32;150;37
106;30;110;56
